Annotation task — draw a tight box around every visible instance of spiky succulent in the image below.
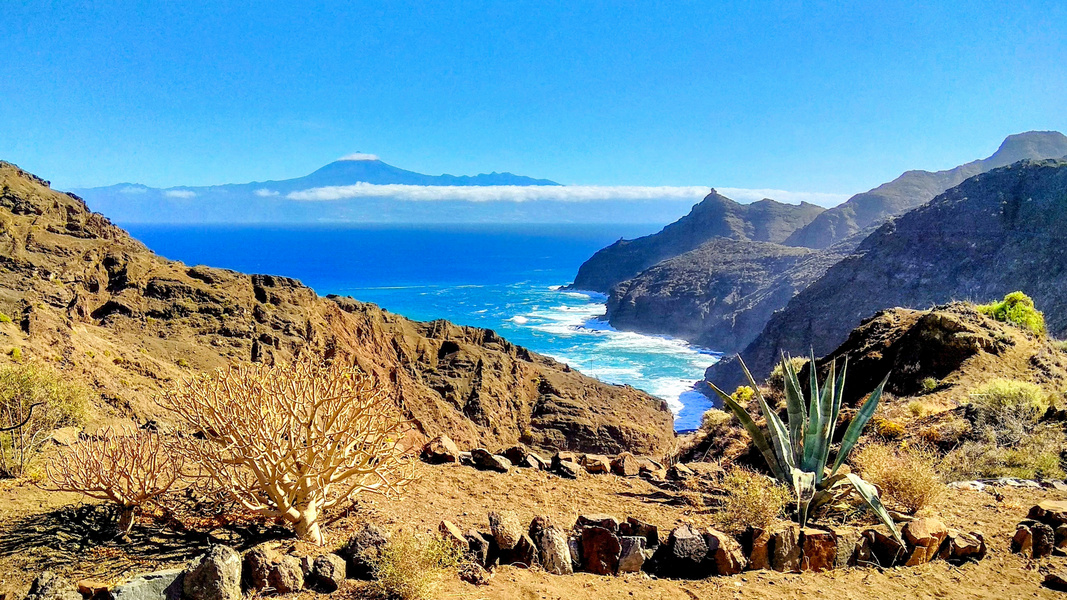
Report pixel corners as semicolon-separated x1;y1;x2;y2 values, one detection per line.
707;352;902;544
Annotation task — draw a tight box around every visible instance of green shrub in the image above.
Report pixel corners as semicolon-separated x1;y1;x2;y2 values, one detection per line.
977;291;1046;335
968;379;1051;445
730;385;755;404
0;313;11;324
921;377;939;393
0;362;89;477
700;408;732;430
853;442;944;514
373;531;466;600
714;467;790;534
8;347;21;362
768;357;809;392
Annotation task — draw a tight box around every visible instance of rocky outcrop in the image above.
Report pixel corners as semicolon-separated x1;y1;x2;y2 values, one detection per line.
709;159;1067;390
570;193;824;293
0;161;674;456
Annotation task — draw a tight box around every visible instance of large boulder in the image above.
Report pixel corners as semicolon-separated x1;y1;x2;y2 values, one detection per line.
800;528;836;572
536;527;574;575
422;435;461;463
337;522;389;579
502;445;529;465
489;510;524;551
111;570;185;600
583;454;611;474
307;554;346;593
183;546;241;600
611;453;641;477
581;526;622;575
25;573;82;600
704;528;746;575
471;448;512;473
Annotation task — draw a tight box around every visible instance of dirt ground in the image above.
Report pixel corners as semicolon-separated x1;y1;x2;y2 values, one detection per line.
3;460;1067;600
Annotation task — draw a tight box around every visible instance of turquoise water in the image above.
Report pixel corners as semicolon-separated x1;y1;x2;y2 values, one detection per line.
124;224;718;430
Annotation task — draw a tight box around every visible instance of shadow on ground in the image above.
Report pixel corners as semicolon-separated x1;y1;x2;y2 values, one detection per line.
0;503;290;580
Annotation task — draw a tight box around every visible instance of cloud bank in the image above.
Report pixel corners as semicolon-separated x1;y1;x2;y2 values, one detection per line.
286;183;848;207
163;189;197;198
254;188;279;197
338;153;380;162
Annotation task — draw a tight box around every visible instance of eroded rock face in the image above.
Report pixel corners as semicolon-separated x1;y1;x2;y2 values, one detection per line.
26;572;82;600
183;546;241;600
0;161;675;457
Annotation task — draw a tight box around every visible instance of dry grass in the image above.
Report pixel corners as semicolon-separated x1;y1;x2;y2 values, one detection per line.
712;467;790;534
940;424;1066;481
371;530;466;600
853;442;944;515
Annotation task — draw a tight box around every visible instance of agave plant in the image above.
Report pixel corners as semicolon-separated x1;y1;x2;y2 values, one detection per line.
707;352;902;544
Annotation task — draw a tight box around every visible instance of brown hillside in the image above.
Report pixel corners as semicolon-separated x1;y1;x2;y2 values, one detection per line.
0;161;674;456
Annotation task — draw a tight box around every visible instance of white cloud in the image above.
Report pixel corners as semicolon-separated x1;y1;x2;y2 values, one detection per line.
119;186;148;194
338;153;380;162
286;183;850;207
254;188;279;197
163;190;197;199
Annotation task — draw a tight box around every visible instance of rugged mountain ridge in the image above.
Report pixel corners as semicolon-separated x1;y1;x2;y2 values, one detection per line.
588;131;1067;356
0;161;675;455
783;131;1067;249
569;192;825;293
707;159;1067;391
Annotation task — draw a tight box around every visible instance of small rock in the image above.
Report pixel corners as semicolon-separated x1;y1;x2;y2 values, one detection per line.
620;517;659;548
501;533;538;568
439;520;469;551
947;480;985;491
523;453;548;470
1034;523;1056;559
583;454;611;474
800;528;836;572
903;517;948;563
610;453;641;477
242;543;281;592
867;529;905;568
568;535;583;572
422;435;460;463
555;459;581;479
537;527;574;575
744;527;771;571
666;463;695;481
111;570;184;600
502;445;528;465
489;510;524;551
76;580;110;599
581;526;622;575
1012;524;1034;557
942;529;986;564
1056;524;1067;551
307;554;346;593
618;536;646;573
471;448;512;473
663;524;712;579
1030;500;1067;526
636;457;665;473
267;556;304;594
828;526;862;569
466;530;494;567
50;427;81;447
704;528;746;575
184;545;241;600
575;514;620;533
337;522;388;580
458;451;474;466
1045;570;1067;591
458;563;492;586
26;573;81;600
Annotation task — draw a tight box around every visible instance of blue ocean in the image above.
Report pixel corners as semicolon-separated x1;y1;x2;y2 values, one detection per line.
124;224;718;431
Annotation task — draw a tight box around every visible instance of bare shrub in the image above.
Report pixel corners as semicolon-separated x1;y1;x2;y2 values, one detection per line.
158;359;415;544
713;466;790;534
372;530;465;600
940;424;1066;481
43;427;183;535
853;442;944;514
0;362;88;477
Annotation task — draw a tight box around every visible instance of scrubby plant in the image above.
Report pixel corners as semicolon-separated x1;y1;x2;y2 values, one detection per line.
708;352;902;543
700;408;732;430
977;291;1046;336
939;425;1066;481
158;359;416;544
0;362;88;477
853;442;943;515
731;385;755;404
969;379;1051;420
768;356;809;392
43;428;183;535
921;377;939;393
714;466;790;534
8;347;21;361
372;530;466;600
0;312;11;324
907;400;928;417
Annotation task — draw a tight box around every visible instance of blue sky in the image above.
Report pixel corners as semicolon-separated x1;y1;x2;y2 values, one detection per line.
2;1;1065;193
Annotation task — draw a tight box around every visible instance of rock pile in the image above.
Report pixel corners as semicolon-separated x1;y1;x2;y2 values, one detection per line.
1012;500;1067;559
422;436;677;481
447;512;986;580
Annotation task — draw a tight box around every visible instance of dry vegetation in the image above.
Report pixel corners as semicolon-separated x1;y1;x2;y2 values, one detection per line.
853;442;944;514
0;362;88;478
371;530;467;600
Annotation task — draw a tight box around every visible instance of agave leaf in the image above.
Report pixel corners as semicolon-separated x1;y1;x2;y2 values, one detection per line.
780;354;806;465
738;357;796;472
791;468;817;527
708;381;788;482
831;372;890;475
803;358;835;475
819;357;849;472
841;473;904;546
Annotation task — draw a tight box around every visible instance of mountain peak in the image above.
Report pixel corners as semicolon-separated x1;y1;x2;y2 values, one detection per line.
337;153;381;162
987;131;1067;167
